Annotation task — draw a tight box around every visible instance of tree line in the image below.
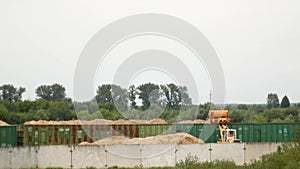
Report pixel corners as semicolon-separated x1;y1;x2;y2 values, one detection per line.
0;83;299;124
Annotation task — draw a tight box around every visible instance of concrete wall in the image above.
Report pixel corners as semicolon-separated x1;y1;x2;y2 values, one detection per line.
245;142;282;164
0;143;281;169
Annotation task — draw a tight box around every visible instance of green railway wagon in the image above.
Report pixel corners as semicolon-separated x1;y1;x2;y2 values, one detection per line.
200;124;219;143
139;124;175;138
177;123;300;143
23;124;177;145
229;123;300;143
23;125;92;146
0;126;17;147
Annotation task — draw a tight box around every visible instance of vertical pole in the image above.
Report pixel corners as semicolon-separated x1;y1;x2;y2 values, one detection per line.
209;143;212;162
70;146;73;168
9;149;12;169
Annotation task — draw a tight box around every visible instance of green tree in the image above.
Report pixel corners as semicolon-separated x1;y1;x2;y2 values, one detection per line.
74;101;98;114
267;93;279;108
237;104;248;110
77;110;90;120
33;109;49;120
197;102;211;119
35;85;52;100
36;83;66;101
137;83;160;110
51;83;66;101
95;84;112;104
179;86;192;110
160;83;192;110
0;104;9;122
95;84;128;110
128;85;137;109
161;83;180;109
253;114;267;123
280;95;290;108
47;101;74;120
0;84;25;102
111;84;128;111
263;108;285;122
229;109;244;123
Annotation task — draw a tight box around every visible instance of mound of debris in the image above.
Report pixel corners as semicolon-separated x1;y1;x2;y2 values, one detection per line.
79;133;204;145
0;120;9;126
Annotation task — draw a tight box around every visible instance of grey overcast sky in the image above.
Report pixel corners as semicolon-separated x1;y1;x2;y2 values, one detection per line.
0;0;300;104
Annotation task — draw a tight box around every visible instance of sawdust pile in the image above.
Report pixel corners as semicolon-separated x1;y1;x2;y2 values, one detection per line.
24;118;167;125
79;133;203;145
0;120;9;126
177;119;209;124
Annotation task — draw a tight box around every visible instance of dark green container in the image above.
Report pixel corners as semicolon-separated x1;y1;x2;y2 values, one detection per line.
201;124;219;143
177;123;300;143
0;126;17;147
229;123;300;143
139;124;175;138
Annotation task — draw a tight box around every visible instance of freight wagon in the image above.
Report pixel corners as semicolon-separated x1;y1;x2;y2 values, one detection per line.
22;124;176;146
1;123;300;147
176;123;300;143
0;126;17;147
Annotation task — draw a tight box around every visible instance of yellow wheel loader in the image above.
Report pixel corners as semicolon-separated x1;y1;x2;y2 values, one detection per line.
208;110;241;143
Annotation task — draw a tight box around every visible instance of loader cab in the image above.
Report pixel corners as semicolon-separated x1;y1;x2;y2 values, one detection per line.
224;129;241;143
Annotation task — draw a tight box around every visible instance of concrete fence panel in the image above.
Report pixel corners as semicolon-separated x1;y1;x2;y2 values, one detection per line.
142;144;176;168
0;143;286;168
105;144;142;168
11;147;37;169
37;145;71;168
0;147;11;169
72;145;106;168
210;143;245;165
176;144;210;163
245;142;281;164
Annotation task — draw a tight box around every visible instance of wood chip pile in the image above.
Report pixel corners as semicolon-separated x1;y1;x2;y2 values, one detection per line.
0;120;9;126
79;133;204;145
177;119;209;124
24;118;168;125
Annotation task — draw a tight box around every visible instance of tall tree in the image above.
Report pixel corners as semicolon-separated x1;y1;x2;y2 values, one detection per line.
281;95;290;108
35;85;52;100
95;84;128;110
128;85;137;109
137;83;159;110
179;86;192;109
160;83;192;110
111;84;128;110
35;83;66;101
95;84;112;104
267;93;279;108
0;84;25;102
51;84;66;101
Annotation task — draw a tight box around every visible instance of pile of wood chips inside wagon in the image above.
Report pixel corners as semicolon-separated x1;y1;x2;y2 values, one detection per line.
79;133;204;145
177;119;209;124
0;120;9;126
24;118;168;125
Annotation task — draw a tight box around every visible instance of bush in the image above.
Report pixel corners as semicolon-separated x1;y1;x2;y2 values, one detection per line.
176;155;199;169
176;155;240;169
